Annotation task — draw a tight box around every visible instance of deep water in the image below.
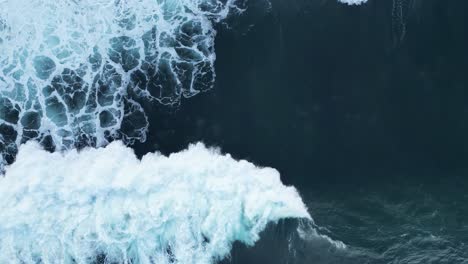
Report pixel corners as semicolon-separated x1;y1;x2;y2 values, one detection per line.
132;0;468;263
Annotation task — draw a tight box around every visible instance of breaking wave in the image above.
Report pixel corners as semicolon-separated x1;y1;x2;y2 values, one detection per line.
0;0;241;170
0;141;310;264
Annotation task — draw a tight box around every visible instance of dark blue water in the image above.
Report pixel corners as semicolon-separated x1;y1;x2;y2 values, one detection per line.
133;0;468;263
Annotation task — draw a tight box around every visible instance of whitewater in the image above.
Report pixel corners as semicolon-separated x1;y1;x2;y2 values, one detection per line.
0;142;310;264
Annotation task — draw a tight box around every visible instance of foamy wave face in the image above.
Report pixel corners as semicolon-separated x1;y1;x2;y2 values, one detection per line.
0;0;240;169
0;141;310;264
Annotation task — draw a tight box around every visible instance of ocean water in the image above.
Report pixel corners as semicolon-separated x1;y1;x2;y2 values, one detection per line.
1;0;468;263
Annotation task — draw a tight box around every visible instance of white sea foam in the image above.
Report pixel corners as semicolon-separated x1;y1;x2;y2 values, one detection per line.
0;141;310;264
0;0;240;169
338;0;368;5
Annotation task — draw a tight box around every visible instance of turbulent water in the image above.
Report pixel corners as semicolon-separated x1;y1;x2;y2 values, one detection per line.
0;0;241;170
2;0;468;263
0;142;311;263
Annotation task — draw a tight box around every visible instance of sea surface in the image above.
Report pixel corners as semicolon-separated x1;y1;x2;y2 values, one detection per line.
1;0;467;263
137;1;468;263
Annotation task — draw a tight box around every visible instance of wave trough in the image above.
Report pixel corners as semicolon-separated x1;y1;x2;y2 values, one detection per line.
0;141;310;264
